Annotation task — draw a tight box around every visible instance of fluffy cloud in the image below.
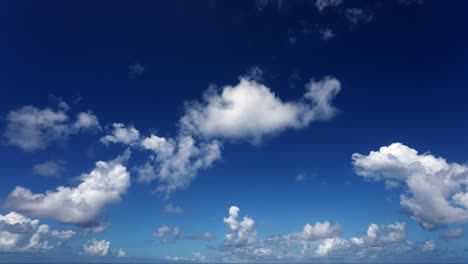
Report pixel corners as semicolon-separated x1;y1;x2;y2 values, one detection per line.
223;206;257;247
366;222;406;245
440;228;464;240
138;135;221;195
352;143;468;229
32;160;65;177
117;248;126;257
3;105;100;151
101;123;141;145
5;150;131;227
82;239;110;256
101;74;340;195
315;0;342;12
300;221;341;240
422;240;437;252
0;211;75;252
180;76;341;142
153;225;214;244
218;206;413;262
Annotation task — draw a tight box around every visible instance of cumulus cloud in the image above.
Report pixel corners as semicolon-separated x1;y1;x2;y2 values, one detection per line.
366;222;406;245
117;248;126;257
3;105;100;151
216;205;417;262
0;211;75;252
82;239;110;256
300;221;341;240
440;228;464;240
180;76;341;142
138;135;221;195
315;0;342;12
101;123;141;146
101;73;340;195
5;150;131;227
164;204;184;214
223;206;257;247
153;225;214;244
352;143;468;229
32;160;65;177
422;240;436;252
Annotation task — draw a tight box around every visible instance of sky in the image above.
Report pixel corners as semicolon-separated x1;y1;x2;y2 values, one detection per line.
1;0;468;263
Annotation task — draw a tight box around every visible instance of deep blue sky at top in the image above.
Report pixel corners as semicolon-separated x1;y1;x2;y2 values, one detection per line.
1;0;468;261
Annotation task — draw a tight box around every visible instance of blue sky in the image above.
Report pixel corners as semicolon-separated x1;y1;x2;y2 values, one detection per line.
1;0;468;262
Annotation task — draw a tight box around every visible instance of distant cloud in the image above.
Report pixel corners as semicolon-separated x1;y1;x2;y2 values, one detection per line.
440;228;464;240
3;105;100;152
320;28;335;40
352;143;468;229
315;0;343;12
345;8;374;26
399;0;424;6
153;225;214;244
164;204;184;214
0;211;75;253
422;240;437;252
101;123;140;146
6;150;131;228
128;63;144;79
32;160;65;177
117;248;126;257
82;239;110;256
295;174;306;182
217;205;411;262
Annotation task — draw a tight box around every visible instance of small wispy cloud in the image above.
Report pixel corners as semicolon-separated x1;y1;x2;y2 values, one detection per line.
128;63;144;79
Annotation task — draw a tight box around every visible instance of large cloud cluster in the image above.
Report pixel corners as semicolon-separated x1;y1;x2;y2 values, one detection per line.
352;143;468;229
101;75;341;195
0;211;75;252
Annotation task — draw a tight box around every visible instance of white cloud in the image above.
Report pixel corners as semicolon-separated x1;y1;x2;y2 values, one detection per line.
73;112;100;131
117;248;126;257
0;211;75;252
300;221;341;240
100;74;340;196
153;225;214;244
223;206;257;247
440;228;464;240
315;0;343;12
164;204;184;214
5;150;131;227
138;134;221;195
352;143;468;229
101;123;141;145
180;76;341;142
422;240;436;252
82;239;110;256
315;237;348;256
32;160;65;177
366;222;407;245
3;105;100;151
